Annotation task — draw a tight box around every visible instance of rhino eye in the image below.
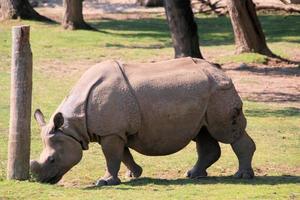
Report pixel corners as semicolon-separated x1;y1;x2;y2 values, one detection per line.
48;156;55;164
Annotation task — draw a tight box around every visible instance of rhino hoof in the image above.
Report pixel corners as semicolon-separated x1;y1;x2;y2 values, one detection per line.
233;169;254;179
125;166;143;179
95;179;108;186
186;169;208;179
95;177;121;186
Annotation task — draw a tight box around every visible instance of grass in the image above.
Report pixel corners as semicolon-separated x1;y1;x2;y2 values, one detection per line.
217;53;268;64
0;13;300;199
0;14;299;71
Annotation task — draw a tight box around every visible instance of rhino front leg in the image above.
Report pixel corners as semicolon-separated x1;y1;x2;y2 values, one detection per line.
96;135;124;186
123;147;143;179
187;127;221;178
231;131;256;179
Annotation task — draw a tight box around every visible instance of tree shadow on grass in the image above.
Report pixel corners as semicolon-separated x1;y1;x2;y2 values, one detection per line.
232;65;300;77
90;15;300;47
245;107;300;118
242;92;300;104
105;43;171;49
26;18;59;25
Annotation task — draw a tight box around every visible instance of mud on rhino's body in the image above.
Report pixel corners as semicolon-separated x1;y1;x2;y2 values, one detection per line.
31;57;256;185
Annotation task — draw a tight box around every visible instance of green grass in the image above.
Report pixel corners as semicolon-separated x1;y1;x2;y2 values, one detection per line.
0;101;299;199
217;53;268;64
0;14;299;71
0;14;300;199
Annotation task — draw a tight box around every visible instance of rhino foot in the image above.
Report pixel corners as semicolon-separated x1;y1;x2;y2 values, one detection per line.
233;168;254;179
95;177;121;186
186;168;208;179
125;165;143;179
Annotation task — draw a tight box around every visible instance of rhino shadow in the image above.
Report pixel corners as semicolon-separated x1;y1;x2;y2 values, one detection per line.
83;175;299;189
121;176;300;186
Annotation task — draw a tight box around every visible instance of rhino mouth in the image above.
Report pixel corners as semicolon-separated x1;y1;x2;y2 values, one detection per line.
42;173;63;184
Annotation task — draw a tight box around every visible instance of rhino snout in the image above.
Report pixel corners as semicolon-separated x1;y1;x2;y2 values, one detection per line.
30;160;41;175
30;159;63;184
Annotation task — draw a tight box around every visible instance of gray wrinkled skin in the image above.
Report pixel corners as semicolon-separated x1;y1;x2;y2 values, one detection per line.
31;111;82;184
31;57;256;185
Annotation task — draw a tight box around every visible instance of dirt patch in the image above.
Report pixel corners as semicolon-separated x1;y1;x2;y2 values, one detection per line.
35;0;164;22
36;59;92;78
254;165;300;176
224;63;300;108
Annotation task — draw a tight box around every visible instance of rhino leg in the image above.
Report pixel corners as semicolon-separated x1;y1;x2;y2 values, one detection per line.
96;135;124;186
123;147;143;179
231;131;256;179
187;127;221;179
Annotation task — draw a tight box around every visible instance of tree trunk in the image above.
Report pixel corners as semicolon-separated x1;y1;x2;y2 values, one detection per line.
226;0;274;56
0;0;52;21
164;0;203;59
62;0;92;30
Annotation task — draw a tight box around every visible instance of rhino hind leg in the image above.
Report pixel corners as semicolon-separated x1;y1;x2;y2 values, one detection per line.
187;127;221;179
231;131;256;179
123;147;143;179
96;135;124;186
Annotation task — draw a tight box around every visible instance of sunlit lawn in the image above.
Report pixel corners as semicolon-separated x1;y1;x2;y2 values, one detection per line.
0;14;299;199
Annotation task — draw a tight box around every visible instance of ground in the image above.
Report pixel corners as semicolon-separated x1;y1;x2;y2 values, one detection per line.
0;8;299;200
33;0;300;20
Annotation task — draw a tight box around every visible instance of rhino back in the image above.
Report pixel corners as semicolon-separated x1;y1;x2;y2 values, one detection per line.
123;57;212;155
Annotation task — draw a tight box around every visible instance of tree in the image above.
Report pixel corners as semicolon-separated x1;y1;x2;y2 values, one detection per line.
226;0;274;56
62;0;92;30
0;0;52;21
164;0;203;59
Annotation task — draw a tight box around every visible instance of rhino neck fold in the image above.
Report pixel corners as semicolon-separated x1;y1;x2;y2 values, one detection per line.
51;102;90;150
63;132;86;150
61;120;90;150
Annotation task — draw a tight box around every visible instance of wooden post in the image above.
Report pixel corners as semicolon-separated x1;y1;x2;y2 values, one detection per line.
7;26;32;180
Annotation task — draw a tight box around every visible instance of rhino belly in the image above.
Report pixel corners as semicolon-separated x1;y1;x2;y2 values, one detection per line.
126;73;210;155
128;115;206;156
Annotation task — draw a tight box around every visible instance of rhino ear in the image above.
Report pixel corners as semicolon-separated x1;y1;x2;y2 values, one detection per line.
53;112;64;130
34;109;46;127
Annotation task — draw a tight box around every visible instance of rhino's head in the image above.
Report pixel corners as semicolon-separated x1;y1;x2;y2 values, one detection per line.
30;109;83;184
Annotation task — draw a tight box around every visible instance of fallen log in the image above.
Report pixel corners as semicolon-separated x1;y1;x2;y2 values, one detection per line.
194;0;300;15
255;4;300;13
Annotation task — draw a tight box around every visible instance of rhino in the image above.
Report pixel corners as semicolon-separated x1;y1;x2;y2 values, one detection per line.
30;57;256;186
